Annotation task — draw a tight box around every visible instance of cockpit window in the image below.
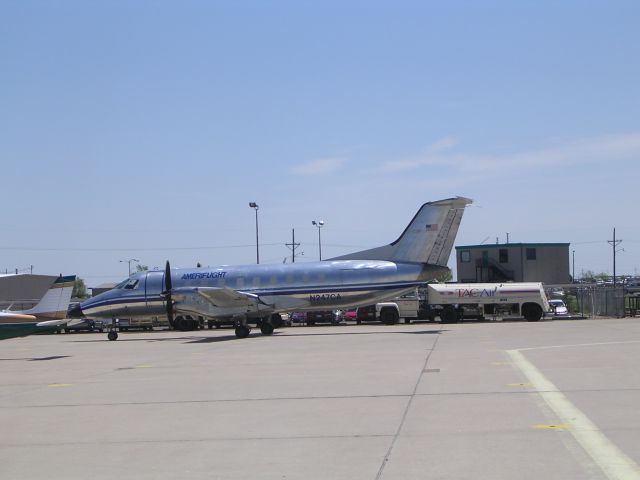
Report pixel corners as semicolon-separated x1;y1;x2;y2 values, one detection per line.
123;279;139;290
115;279;129;289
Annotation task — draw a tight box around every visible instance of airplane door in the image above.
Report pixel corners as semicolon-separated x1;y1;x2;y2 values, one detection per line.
144;271;165;310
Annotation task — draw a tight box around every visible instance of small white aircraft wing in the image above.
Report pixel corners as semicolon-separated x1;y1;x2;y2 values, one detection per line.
36;319;68;328
173;287;269;309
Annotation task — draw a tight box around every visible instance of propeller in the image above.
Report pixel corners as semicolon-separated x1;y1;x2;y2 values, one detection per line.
162;260;175;328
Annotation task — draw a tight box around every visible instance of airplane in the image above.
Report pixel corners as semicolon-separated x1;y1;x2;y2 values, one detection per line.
69;197;472;340
0;275;77;340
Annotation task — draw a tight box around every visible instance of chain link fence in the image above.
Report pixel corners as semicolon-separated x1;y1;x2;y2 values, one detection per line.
548;285;626;318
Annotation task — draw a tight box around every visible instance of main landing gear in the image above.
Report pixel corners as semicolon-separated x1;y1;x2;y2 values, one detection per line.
234;313;283;339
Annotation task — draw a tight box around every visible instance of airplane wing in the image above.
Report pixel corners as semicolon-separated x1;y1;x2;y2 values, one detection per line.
36;319;69;328
172;287;270;309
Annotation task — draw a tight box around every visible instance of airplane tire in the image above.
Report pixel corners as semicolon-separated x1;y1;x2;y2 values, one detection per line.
175;316;199;331
260;322;275;335
108;331;118;341
235;325;250;338
270;314;283;329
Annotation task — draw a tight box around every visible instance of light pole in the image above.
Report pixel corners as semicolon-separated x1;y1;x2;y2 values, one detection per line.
312;220;324;261
120;258;139;277
249;202;259;264
572;250;575;283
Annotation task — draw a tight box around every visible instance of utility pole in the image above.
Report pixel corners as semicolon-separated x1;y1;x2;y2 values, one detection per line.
608;228;622;286
285;229;301;263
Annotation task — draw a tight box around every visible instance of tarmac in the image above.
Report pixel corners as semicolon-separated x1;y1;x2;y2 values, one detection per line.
2;318;640;480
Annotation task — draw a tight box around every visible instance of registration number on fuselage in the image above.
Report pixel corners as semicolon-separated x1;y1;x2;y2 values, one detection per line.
309;293;342;303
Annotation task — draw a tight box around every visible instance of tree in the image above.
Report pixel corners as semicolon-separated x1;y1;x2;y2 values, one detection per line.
433;270;453;283
135;264;149;273
581;270;596;282
73;278;87;299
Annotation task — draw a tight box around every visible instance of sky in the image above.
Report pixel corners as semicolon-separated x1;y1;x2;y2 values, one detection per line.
1;0;639;286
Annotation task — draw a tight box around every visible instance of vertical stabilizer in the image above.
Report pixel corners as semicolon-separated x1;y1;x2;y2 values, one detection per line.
23;275;76;319
330;197;472;265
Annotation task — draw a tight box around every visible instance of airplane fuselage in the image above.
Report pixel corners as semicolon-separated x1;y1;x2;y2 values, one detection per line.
80;260;446;320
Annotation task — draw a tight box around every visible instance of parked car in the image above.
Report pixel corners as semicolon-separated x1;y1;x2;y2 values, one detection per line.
355;305;376;324
625;280;640;295
207;318;235;329
547;288;565;297
342;309;357;322
278;312;292;327
287;312;305;324
548;299;569;317
305;310;341;326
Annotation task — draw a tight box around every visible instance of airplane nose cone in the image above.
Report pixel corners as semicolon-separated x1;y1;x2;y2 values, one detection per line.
67;303;84;318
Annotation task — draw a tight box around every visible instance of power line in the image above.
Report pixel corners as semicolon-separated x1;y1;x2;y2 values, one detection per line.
0;243;283;252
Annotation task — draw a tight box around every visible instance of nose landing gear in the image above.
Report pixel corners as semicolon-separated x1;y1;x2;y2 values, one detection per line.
107;319;119;341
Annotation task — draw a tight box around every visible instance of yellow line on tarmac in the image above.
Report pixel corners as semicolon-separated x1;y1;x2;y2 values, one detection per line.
48;383;72;388
507;349;640;480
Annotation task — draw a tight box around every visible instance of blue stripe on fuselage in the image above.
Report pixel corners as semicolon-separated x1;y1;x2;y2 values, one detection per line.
81;280;422;311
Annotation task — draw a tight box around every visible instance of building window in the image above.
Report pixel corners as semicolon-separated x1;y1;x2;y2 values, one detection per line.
499;249;509;263
460;250;471;263
526;248;537;260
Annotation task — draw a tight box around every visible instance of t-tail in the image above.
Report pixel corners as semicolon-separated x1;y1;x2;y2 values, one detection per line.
330;196;472;265
21;275;76;320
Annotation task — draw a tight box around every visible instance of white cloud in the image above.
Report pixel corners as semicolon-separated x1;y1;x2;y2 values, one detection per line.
426;136;458;153
378;132;640;175
290;157;346;176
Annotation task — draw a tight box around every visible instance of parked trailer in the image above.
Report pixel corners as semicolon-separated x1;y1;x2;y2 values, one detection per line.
426;282;550;323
